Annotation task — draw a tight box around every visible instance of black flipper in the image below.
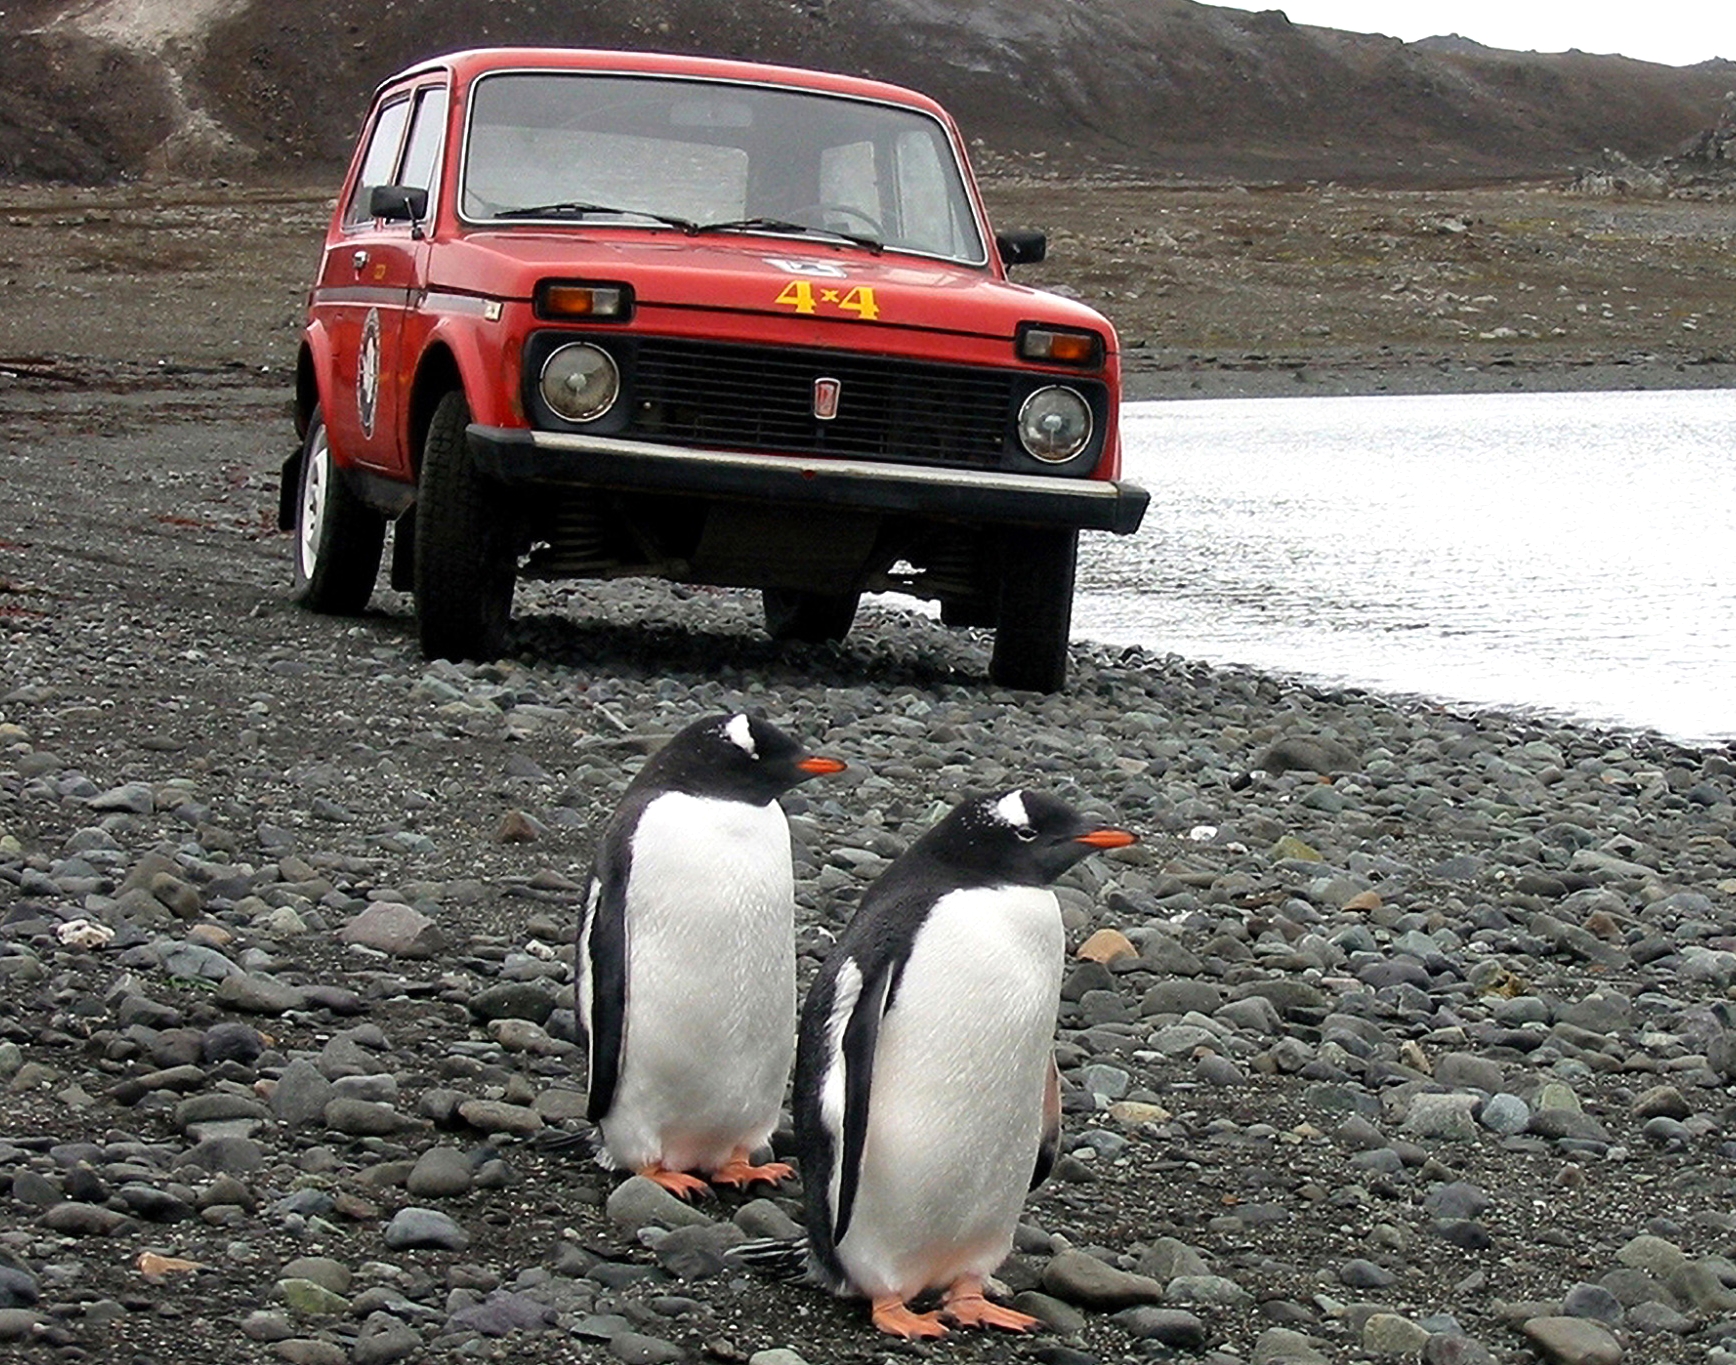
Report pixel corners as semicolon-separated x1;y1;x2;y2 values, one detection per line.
832;961;895;1245
581;809;636;1124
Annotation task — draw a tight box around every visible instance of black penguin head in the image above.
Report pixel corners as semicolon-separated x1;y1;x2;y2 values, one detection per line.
920;788;1136;886
638;711;845;804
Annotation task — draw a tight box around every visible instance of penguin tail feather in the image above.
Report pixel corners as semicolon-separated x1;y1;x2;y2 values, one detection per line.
535;1127;597;1157
724;1236;813;1283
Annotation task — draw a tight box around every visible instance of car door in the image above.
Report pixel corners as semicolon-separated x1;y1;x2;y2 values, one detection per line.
316;83;446;476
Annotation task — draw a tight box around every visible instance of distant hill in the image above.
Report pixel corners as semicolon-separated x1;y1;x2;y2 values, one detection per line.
3;0;1733;185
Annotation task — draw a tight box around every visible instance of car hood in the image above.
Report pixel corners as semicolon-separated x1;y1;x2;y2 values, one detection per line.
432;229;1116;345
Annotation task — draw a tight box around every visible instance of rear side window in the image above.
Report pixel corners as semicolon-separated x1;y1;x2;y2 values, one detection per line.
344;96;412;226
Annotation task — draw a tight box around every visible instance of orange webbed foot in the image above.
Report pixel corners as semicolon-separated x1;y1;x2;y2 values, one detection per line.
711;1149;794;1189
944;1277;1040;1332
871;1295;948;1339
636;1163;710;1200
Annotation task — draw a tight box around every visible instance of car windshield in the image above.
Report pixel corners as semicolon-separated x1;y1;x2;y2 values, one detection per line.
460;70;987;264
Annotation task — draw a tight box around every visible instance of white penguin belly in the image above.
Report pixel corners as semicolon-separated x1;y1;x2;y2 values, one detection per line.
604;793;796;1173
837;885;1063;1299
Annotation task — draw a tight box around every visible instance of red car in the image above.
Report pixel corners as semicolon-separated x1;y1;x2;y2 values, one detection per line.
282;47;1147;691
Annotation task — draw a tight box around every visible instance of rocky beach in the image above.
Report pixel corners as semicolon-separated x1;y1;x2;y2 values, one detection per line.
4;353;1736;1365
3;121;1736;1364
5;2;1736;1358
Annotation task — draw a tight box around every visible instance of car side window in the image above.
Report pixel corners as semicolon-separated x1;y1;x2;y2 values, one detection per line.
398;87;449;201
343;96;412;227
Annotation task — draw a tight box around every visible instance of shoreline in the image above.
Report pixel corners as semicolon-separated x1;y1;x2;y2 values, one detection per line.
1121;354;1736;402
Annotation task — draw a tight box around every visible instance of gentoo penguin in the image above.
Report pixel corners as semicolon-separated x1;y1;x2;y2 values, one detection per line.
578;711;844;1198
792;788;1135;1337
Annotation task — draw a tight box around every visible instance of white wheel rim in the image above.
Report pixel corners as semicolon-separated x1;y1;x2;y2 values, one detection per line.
297;429;330;579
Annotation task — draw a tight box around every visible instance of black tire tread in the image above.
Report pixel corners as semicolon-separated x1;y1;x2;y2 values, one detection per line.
989;528;1077;692
414;391;516;661
763;587;860;643
292;405;386;615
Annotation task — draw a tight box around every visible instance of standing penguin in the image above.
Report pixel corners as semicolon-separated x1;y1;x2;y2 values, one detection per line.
579;711;844;1198
793;788;1135;1337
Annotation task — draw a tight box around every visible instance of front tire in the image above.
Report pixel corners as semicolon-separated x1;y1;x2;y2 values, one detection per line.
762;588;860;643
291;404;386;614
988;529;1077;692
414;390;517;661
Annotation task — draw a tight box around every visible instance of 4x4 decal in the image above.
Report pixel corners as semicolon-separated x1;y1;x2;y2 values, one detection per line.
773;280;880;321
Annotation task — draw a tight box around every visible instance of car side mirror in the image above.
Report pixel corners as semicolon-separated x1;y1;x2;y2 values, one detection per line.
369;184;429;223
996;229;1047;266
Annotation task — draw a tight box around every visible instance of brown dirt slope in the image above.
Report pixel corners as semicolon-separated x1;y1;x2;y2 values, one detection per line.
4;0;1735;187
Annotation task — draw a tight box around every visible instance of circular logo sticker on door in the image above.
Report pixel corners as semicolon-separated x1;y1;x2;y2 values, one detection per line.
357;307;382;438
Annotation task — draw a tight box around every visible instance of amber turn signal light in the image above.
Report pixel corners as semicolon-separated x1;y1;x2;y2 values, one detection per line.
1016;323;1104;367
535;280;634;321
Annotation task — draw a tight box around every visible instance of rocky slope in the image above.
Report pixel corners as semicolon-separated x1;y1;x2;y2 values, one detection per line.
3;0;1735;186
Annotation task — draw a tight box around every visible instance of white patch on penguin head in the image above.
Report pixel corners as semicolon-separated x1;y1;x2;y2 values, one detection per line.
724;713;757;758
994;789;1037;839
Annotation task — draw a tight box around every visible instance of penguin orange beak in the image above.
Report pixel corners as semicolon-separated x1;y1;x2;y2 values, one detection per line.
797;755;847;776
1076;827;1136;849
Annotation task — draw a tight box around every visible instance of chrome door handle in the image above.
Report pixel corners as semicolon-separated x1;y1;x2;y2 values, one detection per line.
352;250;369;272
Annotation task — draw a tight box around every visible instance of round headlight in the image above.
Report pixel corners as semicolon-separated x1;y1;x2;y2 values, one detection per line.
1016;385;1093;463
539;343;619;422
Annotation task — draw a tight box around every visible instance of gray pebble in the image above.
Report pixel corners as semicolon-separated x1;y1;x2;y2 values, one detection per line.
274;1341;348;1365
1422;1334;1496;1365
324;1097;413;1136
0;1266;37;1310
1041;1249;1165;1308
649;1222;748;1279
1011;1290;1087;1333
1364;1312;1431;1355
352;1312;423;1364
1479;1093;1531;1135
407;1145;474;1197
1116;1306;1207;1345
1167;1273;1253;1306
0;1310;47;1343
41;1201;132;1236
383;1206;470;1251
609;1330;688;1363
445;1290;557;1336
337;903;448;957
1251;1326;1330;1364
1338;1257;1397;1289
276;1277;349;1316
1520;1315;1622;1365
270;1060;334;1127
1562;1282;1623;1324
606;1176;714;1233
733;1197;802;1240
456;1098;543;1135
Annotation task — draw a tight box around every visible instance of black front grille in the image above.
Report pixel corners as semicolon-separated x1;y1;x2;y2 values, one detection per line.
625;338;1014;468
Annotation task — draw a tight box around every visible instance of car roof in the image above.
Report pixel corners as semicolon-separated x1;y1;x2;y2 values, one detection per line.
375;46;952;119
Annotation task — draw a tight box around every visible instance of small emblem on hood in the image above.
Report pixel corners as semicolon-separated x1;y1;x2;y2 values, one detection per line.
813;376;841;421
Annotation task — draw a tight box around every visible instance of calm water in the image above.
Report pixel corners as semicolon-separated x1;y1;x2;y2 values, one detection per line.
1075;388;1736;747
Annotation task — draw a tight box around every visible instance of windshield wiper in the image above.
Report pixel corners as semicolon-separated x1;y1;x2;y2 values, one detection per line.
693;216;884;253
493;201;698;231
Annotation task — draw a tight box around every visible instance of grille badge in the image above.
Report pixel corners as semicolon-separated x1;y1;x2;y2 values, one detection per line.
812;376;841;421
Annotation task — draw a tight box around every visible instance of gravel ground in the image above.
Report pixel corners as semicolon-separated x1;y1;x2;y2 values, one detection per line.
4;366;1736;1365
